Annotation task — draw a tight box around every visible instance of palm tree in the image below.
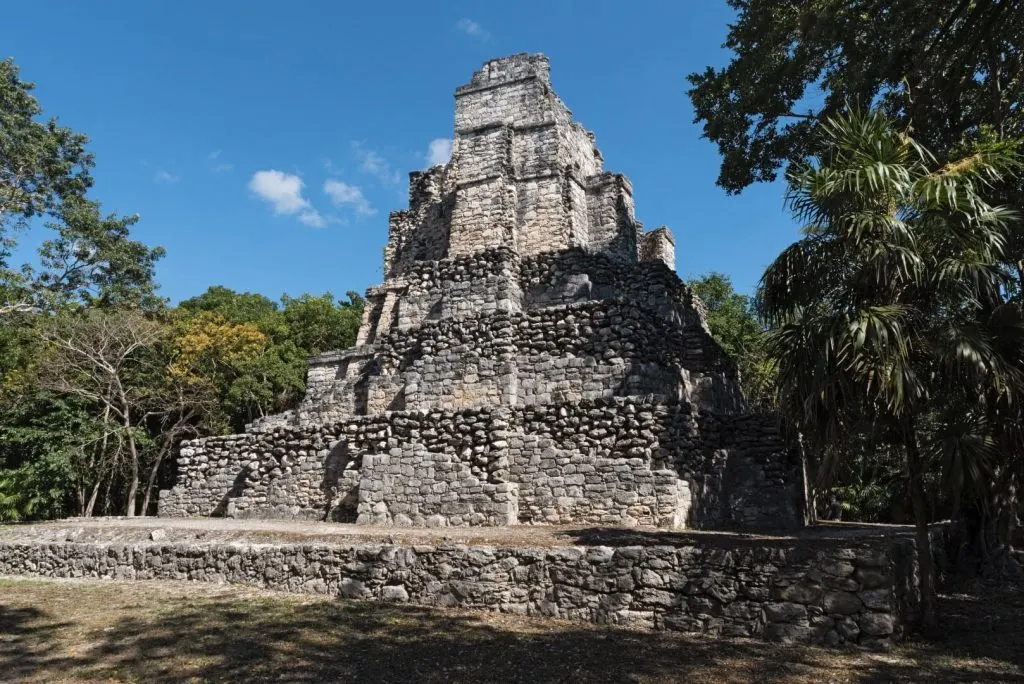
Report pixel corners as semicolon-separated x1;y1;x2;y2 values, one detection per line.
759;109;1022;631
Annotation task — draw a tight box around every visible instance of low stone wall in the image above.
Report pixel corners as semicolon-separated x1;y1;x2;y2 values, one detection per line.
0;532;922;648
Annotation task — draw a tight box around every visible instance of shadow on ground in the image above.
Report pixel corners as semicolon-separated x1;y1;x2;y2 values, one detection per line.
557;523;916;550
0;580;1021;683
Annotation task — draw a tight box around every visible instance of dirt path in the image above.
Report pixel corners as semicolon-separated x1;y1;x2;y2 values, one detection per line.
1;577;1021;683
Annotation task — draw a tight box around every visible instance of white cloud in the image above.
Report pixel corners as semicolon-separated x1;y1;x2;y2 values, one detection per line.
154;170;179;184
360;149;387;175
207;150;232;172
299;210;327;228
249;170;311;214
249;169;327;226
324;179;375;216
456;18;490;41
427;138;453;166
351;141;400;186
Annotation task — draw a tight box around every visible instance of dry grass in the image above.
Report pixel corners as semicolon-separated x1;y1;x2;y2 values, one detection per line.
1;578;1021;683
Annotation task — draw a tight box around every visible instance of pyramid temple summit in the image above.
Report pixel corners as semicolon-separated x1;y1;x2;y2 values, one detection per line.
160;54;804;530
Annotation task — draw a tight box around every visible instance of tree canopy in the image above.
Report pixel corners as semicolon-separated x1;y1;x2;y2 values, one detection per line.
0;57;93;233
0;56;364;521
688;0;1024;194
690;1;1024;585
689;272;776;411
760;108;1023;625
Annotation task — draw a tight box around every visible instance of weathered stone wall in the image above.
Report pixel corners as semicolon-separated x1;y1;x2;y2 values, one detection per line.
384;167;453;279
509;402;694;527
157;424;350;521
301;298;739;421
701;414;805;532
160;397;802;532
449;179;518;256
297;248;739;424
352;408;518;527
0;533;924;648
585;173;638;262
639;227;676;271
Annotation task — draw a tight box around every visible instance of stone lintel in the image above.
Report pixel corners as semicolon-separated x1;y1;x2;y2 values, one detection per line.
456;120;559;138
454;74;541;98
308;345;378;366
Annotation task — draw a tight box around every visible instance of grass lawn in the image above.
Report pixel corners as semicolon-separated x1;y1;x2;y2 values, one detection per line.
1;578;1021;682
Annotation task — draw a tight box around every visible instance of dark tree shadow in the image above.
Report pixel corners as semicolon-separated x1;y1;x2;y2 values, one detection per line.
210;469;250;517
2;582;1022;683
0;604;75;680
557;523;918;550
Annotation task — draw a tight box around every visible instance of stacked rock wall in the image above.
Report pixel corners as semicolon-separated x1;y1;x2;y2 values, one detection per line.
160;397;801;531
293;248;740;426
0;531;928;648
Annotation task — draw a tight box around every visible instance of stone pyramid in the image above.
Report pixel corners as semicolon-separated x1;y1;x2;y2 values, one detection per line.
160;54;803;530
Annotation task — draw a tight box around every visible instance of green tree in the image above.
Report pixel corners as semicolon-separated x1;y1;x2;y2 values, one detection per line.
0;200;163;520
32;197;165;311
759;109;1022;628
177;286;284;333
1;56;94;313
0;390;89;521
39;309;167;516
687;0;1024;194
281;291;363;356
1;56;161;316
168;310;285;431
171;287;364;431
0;57;92;225
688;0;1024;311
690;273;776;410
173;288;302;428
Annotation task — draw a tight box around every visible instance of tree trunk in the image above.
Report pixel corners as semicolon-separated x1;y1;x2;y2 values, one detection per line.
125;454;139;517
798;432;818;524
905;426;939;634
123;412;139;518
102;474;113;516
140;444;169;516
84;480;101;518
114;383;142;519
87;401;113;518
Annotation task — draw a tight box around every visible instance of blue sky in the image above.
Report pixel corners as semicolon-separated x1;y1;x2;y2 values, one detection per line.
2;0;798;304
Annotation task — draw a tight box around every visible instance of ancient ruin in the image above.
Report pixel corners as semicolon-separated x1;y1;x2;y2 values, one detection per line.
0;54;935;650
159;53;803;531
